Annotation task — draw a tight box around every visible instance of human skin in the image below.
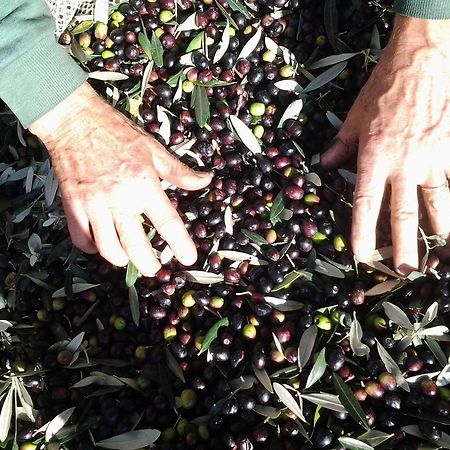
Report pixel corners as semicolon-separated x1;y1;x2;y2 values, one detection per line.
29;83;212;276
321;15;450;275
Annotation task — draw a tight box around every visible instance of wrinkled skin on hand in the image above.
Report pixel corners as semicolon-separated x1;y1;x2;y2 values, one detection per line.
322;16;450;275
29;82;211;276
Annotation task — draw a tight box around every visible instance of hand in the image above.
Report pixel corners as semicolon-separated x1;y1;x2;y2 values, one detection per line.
29;82;212;276
321;16;450;275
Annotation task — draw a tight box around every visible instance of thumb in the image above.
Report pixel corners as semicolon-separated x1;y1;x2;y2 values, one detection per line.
150;140;212;191
321;113;359;171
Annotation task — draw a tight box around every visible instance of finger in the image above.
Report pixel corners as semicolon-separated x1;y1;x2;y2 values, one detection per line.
114;213;161;276
87;202;129;268
351;143;388;263
321;112;360;171
390;177;419;275
420;180;450;238
62;197;97;254
149;140;212;191
143;190;197;266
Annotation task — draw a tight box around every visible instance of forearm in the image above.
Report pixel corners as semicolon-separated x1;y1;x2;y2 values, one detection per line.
0;0;87;128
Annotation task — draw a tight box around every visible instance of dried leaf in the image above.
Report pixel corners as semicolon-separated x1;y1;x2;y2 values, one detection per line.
238;26;262;60
198;317;229;355
376;339;410;392
273;383;305;422
332;373;370;430
45;407;75;442
96;429;161;449
229;115;261;155
303;61;347;93
305;348;327;389
185;271;224;284
298;325;317;371
128;286;140;327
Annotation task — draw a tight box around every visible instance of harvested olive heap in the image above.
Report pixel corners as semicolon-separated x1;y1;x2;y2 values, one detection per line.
2;1;450;449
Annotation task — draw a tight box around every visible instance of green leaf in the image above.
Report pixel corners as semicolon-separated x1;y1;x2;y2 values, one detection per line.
167;69;184;88
241;229;267;246
305;347;327;389
192;85;210;128
71;20;95;35
128;286;140;327
298;324;317;371
338;437;374;450
125;262;139;287
96;429;161;449
272;270;312;293
150;32;164;68
273;383;305;422
199;317;229;355
303;61;347;93
138;32;152;60
315;259;345;279
332;373;370;430
270;191;284;224
300;392;346;413
164;347;185;383
186;32;204;52
324;0;339;52
228;0;253;18
357;430;395;447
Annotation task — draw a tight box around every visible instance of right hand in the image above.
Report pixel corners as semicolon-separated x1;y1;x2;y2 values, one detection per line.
29;82;212;276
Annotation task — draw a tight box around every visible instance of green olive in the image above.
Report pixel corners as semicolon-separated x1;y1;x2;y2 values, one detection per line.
249;102;266;117
113;316;126;331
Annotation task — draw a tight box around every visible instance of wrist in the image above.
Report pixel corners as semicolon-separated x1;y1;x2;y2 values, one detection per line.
390;15;450;50
28;82;99;144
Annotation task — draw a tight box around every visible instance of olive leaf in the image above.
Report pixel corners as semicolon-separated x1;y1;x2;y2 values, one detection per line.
138;32;152;60
238;26;262;60
402;425;450;449
264;297;304;312
185;270;224;284
273;383;306;422
338;437;374;450
66;331;85;354
303;61;347;93
241;229;267;246
308;53;359;70
436;364;450;387
191;85;210;128
45;407;76;442
52;283;100;298
176;12;199;32
278;99;303;128
272;270;310;293
349;313;370;358
270;191;285;225
426;337;448;366
375;339;410;392
252;365;273;393
337;168;357;185
333;373;370;430
186;32;204;53
300;392;346;413
324;0;339;52
157;106;172;145
125;261;139;288
365;280;402;297
128;286;140;327
298;324;317;371
88;72;129;81
71;20;95;35
357;430;394;447
198;317;229;355
229;115;262;154
0;387;13;442
382;302;414;330
213;21;230;64
228;0;253;19
253;405;281;419
315;259;345;279
164;347;185;383
305;347;327;389
274;80;303;94
326;111;343;130
96;429;161;449
217;250;268;266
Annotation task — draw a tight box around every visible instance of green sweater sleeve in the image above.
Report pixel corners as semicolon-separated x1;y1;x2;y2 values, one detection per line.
393;0;450;19
0;0;87;128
